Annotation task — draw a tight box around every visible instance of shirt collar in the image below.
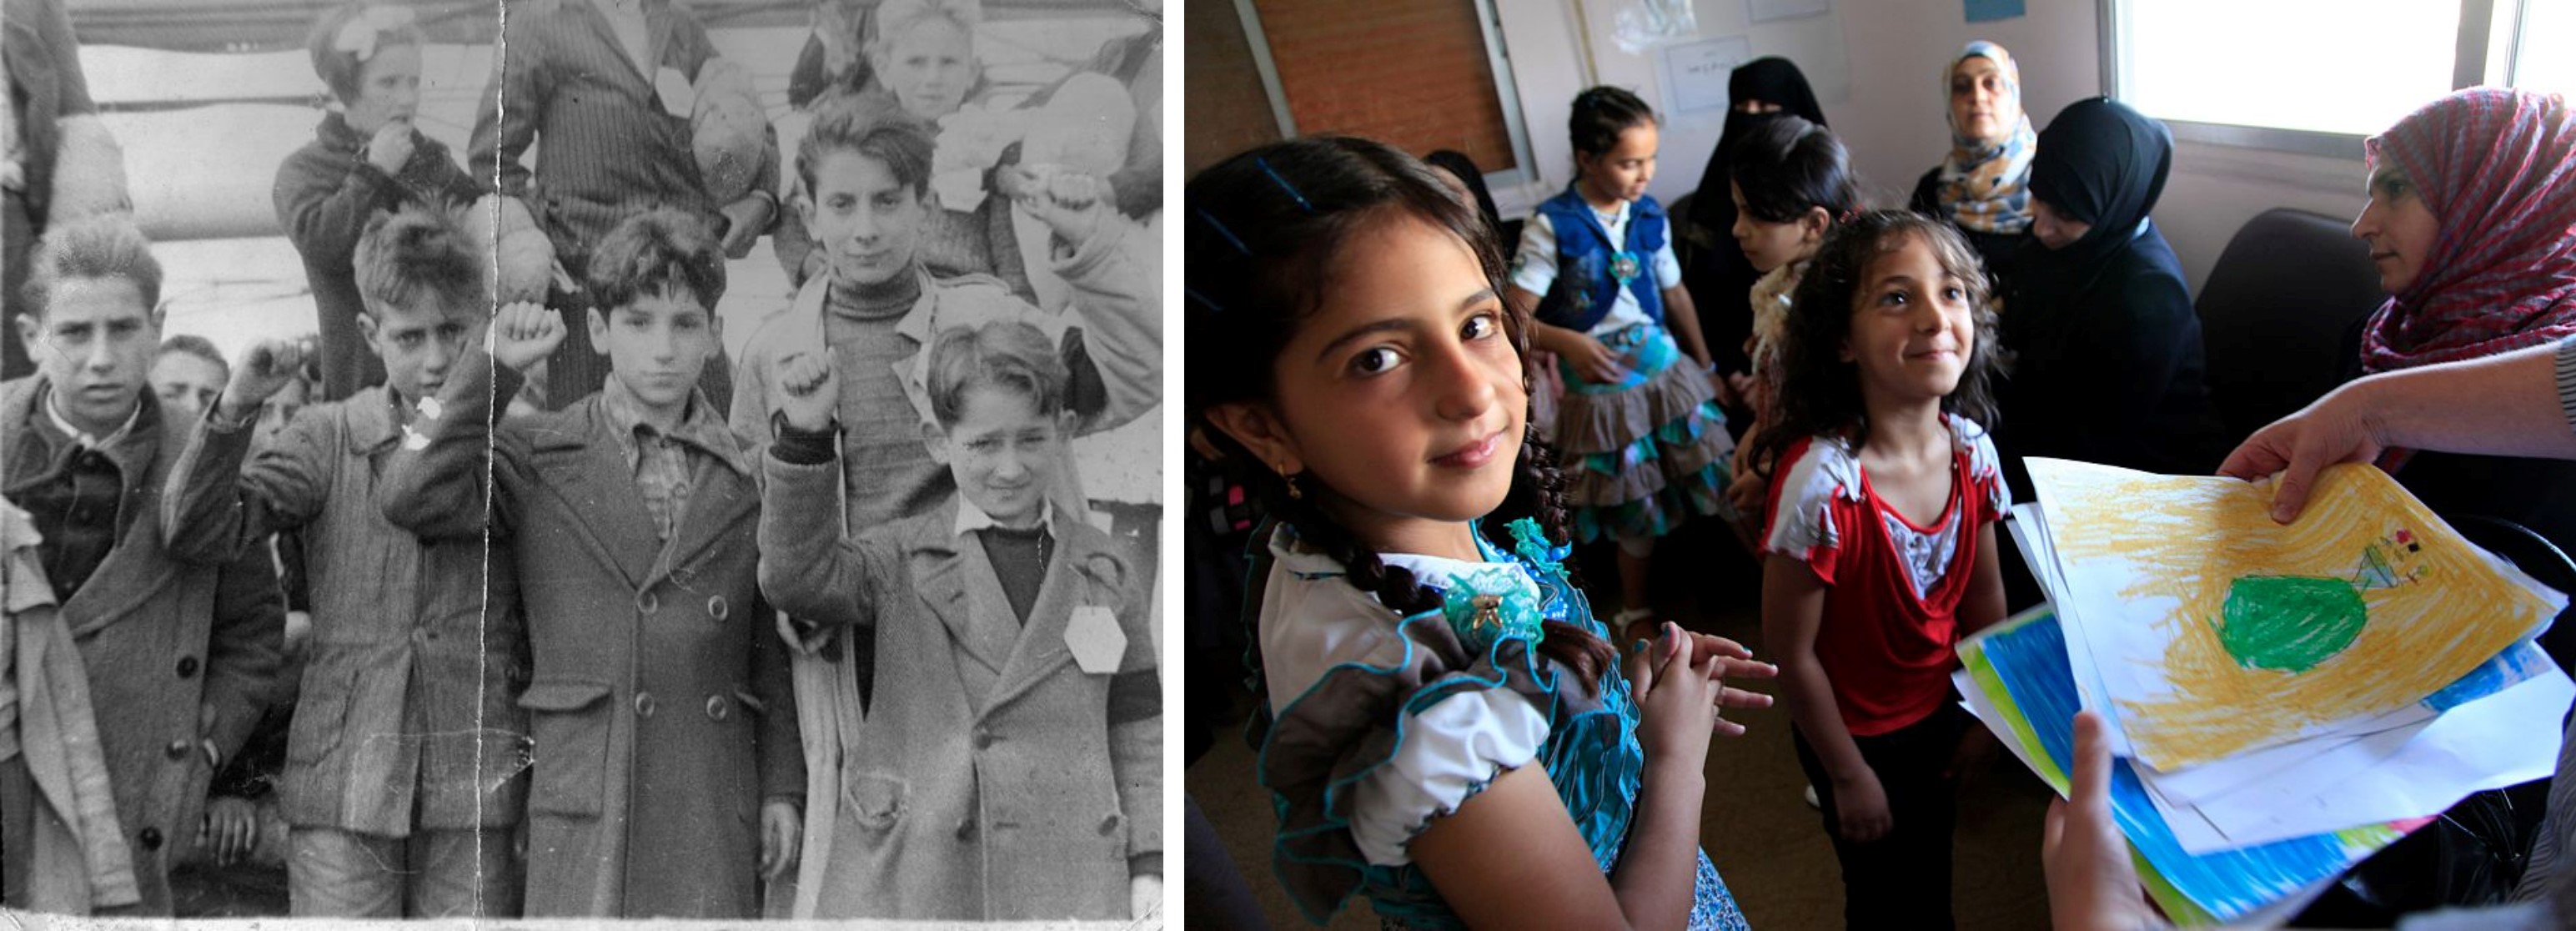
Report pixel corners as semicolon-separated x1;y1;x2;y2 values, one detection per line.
41;385;141;450
954;496;1053;538
597;375;749;475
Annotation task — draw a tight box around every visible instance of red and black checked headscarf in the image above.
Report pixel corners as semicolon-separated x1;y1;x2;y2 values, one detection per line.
2358;88;2576;375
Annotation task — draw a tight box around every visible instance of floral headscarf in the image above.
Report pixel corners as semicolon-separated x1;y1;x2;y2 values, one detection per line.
1934;41;2037;235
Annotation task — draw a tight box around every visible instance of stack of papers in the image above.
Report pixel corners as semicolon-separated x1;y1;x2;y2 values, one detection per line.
1956;459;2572;925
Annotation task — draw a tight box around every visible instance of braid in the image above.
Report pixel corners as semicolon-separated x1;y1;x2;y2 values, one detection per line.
1484;425;1616;694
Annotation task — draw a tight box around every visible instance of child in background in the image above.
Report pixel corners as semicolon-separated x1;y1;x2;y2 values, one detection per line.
471;0;779;408
1725;114;1861;514
1507;86;1735;639
150;335;228;425
378;209;803;919
274;3;481;401
757;320;1159;920
1752;211;2010;931
160;209;524;918
1193;136;1768;929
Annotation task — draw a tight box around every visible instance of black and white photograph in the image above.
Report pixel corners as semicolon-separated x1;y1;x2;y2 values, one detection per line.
2;0;1164;921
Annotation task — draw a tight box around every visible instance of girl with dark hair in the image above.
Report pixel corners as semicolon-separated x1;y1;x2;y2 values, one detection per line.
1909;42;2037;289
2000;97;2222;491
1754;211;2010;931
1423;148;1510;243
1508;86;1736;637
1724;115;1862;511
1682;58;1827;387
1192;135;1763;929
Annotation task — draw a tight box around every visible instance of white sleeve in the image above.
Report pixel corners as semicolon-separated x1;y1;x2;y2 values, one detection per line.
1347;687;1549;866
1763;439;1860;570
1652;236;1682;289
1509;212;1559;296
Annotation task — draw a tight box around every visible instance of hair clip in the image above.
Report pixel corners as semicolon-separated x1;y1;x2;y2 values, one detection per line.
333;6;417;63
1186;285;1223;314
1254;157;1314;213
1195;208;1251;256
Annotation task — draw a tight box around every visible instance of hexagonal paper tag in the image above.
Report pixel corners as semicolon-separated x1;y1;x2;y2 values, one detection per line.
1067;605;1126;674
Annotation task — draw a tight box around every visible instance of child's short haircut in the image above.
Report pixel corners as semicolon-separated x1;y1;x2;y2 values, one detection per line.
1569;85;1657;156
868;0;976;60
158;334;230;380
925;320;1067;429
1729;116;1860;224
305;3;426;104
22;215;163;322
586;209;726;311
354;206;483;317
795;93;936;199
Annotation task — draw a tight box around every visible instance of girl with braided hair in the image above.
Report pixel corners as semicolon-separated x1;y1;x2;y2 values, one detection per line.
1189;135;1768;929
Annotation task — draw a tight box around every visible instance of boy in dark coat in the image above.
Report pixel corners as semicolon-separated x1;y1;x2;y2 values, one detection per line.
0;217;282;913
379;209;801;918
757;320;1159;920
158;208;525;917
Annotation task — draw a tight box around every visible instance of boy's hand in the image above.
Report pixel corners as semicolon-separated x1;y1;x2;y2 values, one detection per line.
773;351;839;431
1128;873;1162;920
366;119;416;175
220;338;307;421
759;799;801;883
488;301;566;374
717;194;774;259
199;797;258;866
1010;165;1107;249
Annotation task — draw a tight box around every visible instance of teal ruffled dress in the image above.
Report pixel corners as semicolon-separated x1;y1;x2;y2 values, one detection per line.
1246;518;1748;929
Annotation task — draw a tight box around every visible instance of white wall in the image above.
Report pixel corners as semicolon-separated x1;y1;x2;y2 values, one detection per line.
1489;0;2373;291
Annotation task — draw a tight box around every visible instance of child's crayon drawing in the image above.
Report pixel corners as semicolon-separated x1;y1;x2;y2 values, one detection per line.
2029;460;2559;771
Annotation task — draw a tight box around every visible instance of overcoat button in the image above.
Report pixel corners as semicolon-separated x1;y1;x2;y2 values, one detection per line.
175;656;199;677
706;695;729;721
635;692;656;717
707;595;729;622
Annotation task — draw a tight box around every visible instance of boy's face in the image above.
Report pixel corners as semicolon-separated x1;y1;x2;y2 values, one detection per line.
802;150;926;288
18;276;159;432
588;287;717;415
358;298;475;401
931;384;1062;531
876;17;974;119
254;377;310;452
151;350;225;424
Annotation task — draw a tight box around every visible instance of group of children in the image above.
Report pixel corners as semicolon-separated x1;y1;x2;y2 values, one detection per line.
2;0;1162;922
1188;83;2011;928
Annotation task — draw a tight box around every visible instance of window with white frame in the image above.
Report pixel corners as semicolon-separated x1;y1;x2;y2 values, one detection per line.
2105;0;2573;152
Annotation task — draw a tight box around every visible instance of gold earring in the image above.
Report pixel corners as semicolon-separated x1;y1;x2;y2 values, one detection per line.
1279;465;1303;500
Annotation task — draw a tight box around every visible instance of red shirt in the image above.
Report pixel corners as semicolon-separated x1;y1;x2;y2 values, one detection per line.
1763;416;2007;737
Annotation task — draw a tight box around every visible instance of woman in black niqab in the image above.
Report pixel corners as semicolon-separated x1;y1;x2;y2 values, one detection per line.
1681;57;1826;395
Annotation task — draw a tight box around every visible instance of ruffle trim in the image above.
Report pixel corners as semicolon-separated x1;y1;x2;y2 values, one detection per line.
1251;585;1643;924
1572;463;1731;543
1555;353;1723;455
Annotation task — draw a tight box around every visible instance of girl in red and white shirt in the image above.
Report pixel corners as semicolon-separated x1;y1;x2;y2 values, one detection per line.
1749;210;2010;931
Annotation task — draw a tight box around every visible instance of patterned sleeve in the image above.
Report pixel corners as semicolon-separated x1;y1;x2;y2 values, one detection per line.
1347;688;1548;866
1762;437;1859;583
1510;212;1559;296
1956;415;2011;522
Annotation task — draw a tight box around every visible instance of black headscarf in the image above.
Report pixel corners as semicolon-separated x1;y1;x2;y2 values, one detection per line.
2024;96;2172;281
1424;149;1505;237
1683;57;1825;379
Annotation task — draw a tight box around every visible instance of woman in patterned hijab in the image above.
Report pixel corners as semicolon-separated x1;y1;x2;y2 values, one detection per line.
1909;41;2037;289
2346;87;2576;548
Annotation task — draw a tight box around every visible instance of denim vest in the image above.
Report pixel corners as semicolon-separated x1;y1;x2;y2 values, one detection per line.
1532;186;1667;334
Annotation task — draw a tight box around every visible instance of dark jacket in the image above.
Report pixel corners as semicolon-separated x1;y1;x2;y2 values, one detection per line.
378;352;801;918
0;378;281;913
158;390;526;836
270;114;481;400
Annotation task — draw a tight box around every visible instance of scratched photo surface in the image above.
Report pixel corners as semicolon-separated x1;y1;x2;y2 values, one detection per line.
1;0;1163;922
2036;460;2553;772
